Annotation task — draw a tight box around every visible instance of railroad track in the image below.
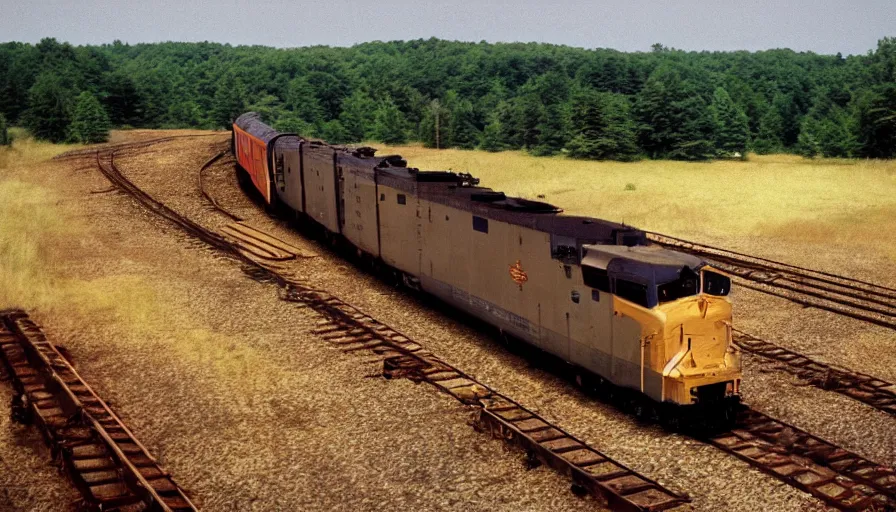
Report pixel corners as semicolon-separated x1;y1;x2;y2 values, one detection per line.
96;142;689;511
55;134;224;161
710;408;896;510
197;148;243;222
100;136;896;511
647;232;896;330
304;294;896;511
734;330;896;418
0;310;197;511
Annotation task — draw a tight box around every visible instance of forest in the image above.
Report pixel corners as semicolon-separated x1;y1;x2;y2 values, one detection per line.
0;37;894;160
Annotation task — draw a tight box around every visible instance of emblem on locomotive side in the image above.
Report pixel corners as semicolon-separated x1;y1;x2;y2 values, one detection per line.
509;260;528;289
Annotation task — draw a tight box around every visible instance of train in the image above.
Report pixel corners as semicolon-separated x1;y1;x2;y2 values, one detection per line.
232;112;743;426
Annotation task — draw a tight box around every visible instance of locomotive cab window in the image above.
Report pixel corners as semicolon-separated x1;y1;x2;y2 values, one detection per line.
615;279;649;308
657;267;700;304
472;216;488;233
582;266;610;292
703;270;731;296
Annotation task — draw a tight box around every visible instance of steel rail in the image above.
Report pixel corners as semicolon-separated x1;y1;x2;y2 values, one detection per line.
0;311;198;511
102;136;896;511
733;330;896;417
94;137;692;511
645;231;896;296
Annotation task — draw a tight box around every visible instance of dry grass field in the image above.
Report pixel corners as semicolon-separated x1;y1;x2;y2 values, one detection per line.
0;131;82;311
377;144;896;283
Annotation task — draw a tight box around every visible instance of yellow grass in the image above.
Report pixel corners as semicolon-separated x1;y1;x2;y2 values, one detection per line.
0;132;79;310
0;132;269;383
0;133;167;327
375;144;896;264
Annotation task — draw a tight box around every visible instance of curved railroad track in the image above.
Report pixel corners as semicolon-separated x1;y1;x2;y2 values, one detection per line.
185;137;896;510
97;141;689;512
647;232;896;330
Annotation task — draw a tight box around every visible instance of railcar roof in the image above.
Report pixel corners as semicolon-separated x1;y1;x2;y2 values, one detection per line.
582;244;704;284
235;112;645;246
235;112;281;143
378;164;637;242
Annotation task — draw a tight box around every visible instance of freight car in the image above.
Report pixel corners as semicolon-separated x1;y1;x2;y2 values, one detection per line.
232;112;742;426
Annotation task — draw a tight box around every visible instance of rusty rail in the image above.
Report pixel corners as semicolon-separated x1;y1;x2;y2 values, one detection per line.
710;407;896;510
734;330;896;417
102;137;896;510
303;298;688;511
196;148;243;222
54;133;224;161
0;310;197;511
93;141;691;510
646;232;896;330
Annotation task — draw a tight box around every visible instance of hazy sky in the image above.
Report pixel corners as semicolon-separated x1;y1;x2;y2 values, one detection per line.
2;0;894;55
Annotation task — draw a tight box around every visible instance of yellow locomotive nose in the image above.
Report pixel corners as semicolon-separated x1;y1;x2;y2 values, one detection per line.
660;295;742;405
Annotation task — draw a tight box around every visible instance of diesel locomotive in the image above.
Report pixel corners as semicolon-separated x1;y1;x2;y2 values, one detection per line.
232;112;743;423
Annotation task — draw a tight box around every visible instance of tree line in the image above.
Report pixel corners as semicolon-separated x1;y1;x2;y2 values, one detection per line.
1;37;894;159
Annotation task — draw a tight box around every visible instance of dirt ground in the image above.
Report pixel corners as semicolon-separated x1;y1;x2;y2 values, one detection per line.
1;132;893;511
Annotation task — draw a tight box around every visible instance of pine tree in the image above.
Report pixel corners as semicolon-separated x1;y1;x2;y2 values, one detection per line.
479;114;505;152
210;73;246;129
532;103;567;156
710;87;750;157
492;100;520;149
798;106;858;158
103;71;143;127
566;89;639;161
371;99;408;144
856;84;896;158
166;99;203;128
634;66;683;158
797;117;823;158
285;76;324;127
319;119;350;144
339;90;376;142
246;95;285;125
274;115;314;137
0;113;9;145
753;104;784;154
420;99;449;148
22;72;75;142
511;90;545;149
68;91;111;143
635;66;715;160
448;98;479;149
668;95;716;160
